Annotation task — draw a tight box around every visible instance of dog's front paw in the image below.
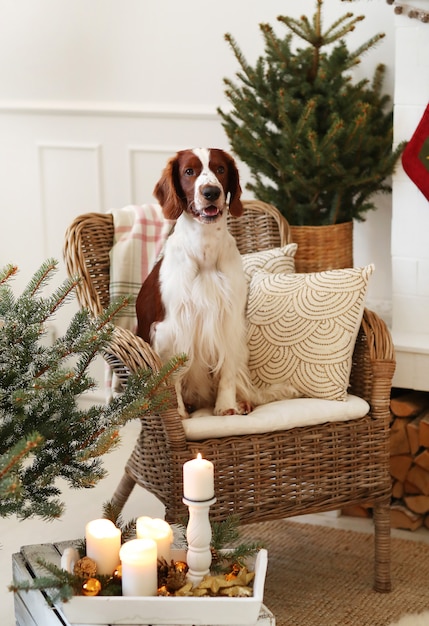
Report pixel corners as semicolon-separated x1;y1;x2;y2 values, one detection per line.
214;402;236;416
237;400;253;415
214;400;253;416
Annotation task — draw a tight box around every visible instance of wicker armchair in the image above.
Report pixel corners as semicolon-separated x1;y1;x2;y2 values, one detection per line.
64;200;395;593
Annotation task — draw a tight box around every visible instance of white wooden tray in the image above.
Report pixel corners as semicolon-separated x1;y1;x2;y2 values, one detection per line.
58;548;267;625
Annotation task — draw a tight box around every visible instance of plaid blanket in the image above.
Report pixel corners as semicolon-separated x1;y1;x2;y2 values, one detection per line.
104;204;172;399
108;204;172;333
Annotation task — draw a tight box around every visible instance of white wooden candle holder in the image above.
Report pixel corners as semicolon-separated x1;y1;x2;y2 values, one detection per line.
183;496;216;585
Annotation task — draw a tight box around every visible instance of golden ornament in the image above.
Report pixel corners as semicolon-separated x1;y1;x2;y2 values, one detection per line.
82;577;101;596
225;563;241;581
112;564;122;581
174;561;188;573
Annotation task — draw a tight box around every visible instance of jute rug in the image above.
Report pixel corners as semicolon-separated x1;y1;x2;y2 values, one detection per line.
239;520;429;626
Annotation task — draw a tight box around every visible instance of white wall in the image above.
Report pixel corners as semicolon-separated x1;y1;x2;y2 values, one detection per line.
0;1;395;105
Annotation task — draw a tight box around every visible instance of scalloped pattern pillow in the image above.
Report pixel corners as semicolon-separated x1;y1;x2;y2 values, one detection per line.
241;244;298;284
246;265;374;401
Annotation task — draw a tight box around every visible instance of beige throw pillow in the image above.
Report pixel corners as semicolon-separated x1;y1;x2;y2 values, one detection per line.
246;265;374;401
241;244;297;284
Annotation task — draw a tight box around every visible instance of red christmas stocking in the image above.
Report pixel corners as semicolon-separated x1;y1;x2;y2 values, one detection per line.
402;103;429;201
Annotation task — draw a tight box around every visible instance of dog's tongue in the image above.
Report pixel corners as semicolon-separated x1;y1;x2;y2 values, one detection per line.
203;205;220;216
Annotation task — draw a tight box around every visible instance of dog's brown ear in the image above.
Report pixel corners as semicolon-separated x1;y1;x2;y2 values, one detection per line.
153;155;187;220
226;154;243;217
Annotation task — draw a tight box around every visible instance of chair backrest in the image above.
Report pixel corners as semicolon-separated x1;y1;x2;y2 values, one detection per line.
64;200;292;315
227;199;291;254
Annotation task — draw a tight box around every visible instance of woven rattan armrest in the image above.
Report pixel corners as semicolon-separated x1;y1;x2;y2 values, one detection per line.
348;308;395;414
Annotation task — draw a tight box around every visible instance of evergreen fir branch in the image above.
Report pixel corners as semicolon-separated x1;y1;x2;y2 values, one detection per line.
9;573;75;604
120;519;138;544
0;264;18;286
210;516;264;574
76;429;121;462
0;262;179;519
321;11;358;42
213;542;264;574
345;33;386;69
223;33;256;83
97;296;131;330
276;14;316;47
260;23;290;69
295;99;317;137
277;10;365;49
320;14;364;46
210;515;241;551
0;433;44;483
21;259;58;298
101;499;136;543
46;276;81;318
371;63;387;97
10;557;102;603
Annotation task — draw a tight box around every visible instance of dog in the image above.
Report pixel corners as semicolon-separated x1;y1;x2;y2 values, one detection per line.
136;147;297;418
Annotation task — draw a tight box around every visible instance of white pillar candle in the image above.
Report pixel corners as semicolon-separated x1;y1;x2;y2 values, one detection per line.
85;519;121;576
119;538;158;596
183;453;214;502
136;517;173;562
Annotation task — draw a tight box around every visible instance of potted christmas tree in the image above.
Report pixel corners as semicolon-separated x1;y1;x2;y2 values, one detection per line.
218;0;405;272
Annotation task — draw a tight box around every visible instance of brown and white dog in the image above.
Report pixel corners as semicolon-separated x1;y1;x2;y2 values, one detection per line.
136;148;296;418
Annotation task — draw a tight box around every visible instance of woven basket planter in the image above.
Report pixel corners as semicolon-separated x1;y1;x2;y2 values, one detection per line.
290;221;354;273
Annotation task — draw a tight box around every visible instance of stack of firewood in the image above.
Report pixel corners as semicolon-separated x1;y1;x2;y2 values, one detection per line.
389;390;429;531
343;390;429;531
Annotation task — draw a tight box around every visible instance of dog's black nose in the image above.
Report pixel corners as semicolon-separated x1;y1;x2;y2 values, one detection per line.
202;186;221;201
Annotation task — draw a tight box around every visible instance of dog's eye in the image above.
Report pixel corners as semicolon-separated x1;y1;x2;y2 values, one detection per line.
184;168;195;176
217;166;225;174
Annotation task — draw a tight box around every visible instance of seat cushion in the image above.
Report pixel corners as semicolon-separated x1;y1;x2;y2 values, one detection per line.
246;265;374;401
183;394;370;441
241;244;297;284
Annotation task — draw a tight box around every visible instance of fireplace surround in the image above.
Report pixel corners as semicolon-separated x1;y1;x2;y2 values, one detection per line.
391;1;429;392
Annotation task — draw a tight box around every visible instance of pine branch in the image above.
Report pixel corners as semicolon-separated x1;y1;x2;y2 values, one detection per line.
0;433;44;483
21;258;57;298
0;262;178;520
0;264;18;286
211;515;241;551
